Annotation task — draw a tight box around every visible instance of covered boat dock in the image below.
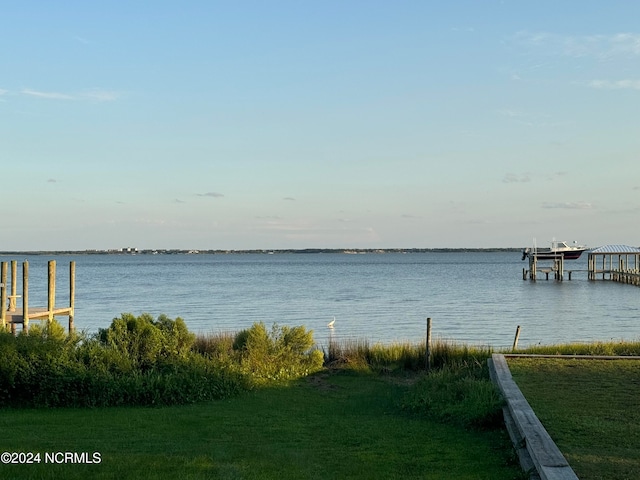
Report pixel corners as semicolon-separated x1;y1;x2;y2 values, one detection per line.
588;244;640;285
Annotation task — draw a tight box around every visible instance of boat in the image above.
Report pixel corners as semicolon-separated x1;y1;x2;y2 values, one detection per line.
522;240;588;261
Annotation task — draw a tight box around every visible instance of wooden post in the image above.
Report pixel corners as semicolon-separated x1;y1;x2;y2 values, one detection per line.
9;260;17;311
425;317;432;372
69;261;75;333
23;261;29;334
1;262;6;329
47;260;56;324
559;255;564;281
512;325;521;351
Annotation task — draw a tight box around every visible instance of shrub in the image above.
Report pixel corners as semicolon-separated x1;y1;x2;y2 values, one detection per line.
97;313;196;370
233;322;324;384
0;317;326;408
26;319;67;341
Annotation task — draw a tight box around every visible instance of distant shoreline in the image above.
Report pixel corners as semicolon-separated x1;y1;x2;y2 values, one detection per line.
0;248;522;256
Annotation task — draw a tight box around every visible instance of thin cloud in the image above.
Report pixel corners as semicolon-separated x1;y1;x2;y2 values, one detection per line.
197;192;224;198
73;35;90;45
497;109;524;118
515;31;640;59
174;198;186;204
544;171;568;181
20;88;119;102
80;89;120;102
503;173;531;183
589;79;640;90
283;197;296;201
542;201;594;210
496;109;564;128
47;178;57;183
22;89;74;100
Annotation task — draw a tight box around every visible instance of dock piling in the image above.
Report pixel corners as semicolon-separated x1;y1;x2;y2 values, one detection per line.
425;317;432;373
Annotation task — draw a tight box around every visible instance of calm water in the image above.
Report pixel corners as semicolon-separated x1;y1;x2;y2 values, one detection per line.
3;252;640;349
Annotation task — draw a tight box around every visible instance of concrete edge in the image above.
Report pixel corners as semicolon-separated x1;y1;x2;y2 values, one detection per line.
488;353;579;480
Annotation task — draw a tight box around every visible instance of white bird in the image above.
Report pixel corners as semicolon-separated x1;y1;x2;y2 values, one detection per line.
327;316;335;328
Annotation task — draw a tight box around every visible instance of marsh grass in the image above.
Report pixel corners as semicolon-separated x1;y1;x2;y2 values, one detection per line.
323;337;494;374
192;331;236;358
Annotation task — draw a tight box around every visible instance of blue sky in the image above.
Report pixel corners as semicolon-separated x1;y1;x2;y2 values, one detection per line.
2;1;640;250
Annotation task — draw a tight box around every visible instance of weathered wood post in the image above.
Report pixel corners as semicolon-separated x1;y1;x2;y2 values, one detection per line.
425;317;432;372
9;260;18;311
69;261;76;333
1;262;7;329
23;261;29;334
512;325;521;351
48;260;56;324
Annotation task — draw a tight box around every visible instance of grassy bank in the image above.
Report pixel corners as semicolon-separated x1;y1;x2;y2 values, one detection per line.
5;314;639;479
508;357;640;480
0;370;522;480
0;316;524;479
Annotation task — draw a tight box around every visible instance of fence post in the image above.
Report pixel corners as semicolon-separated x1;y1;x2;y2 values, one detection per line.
425;317;432;372
512;325;521;351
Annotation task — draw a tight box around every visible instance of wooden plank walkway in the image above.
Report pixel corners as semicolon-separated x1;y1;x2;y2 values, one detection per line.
488;353;578;480
4;307;74;324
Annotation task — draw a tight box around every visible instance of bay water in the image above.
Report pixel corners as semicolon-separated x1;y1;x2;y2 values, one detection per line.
3;252;640;350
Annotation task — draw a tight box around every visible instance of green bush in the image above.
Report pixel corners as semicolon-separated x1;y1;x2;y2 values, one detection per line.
26;319;67;341
0;317;325;408
233;322;324;384
97;313;196;370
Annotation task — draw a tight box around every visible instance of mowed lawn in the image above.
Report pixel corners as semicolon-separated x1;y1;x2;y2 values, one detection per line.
0;371;521;480
508;358;640;480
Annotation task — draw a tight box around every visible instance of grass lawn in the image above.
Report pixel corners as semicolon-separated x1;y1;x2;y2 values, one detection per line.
0;370;522;480
508;358;640;480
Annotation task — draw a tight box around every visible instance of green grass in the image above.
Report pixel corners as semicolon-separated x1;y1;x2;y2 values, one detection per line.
508;357;640;480
0;370;522;480
513;340;640;357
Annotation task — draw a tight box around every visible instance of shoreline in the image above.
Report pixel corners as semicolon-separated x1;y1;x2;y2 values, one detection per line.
0;247;522;256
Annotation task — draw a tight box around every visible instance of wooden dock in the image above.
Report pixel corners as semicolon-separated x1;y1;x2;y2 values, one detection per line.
1;260;75;334
523;244;640;286
523;251;568;281
587;245;640;285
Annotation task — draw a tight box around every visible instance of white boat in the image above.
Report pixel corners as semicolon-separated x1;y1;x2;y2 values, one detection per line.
522;240;588;261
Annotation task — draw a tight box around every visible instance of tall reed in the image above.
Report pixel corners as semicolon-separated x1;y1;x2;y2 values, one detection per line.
323;337;494;373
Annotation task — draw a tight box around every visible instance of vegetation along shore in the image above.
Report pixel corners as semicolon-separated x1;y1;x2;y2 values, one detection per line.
1;315;638;479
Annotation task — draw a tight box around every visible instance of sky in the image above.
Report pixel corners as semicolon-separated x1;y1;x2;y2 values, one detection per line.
2;1;640;250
